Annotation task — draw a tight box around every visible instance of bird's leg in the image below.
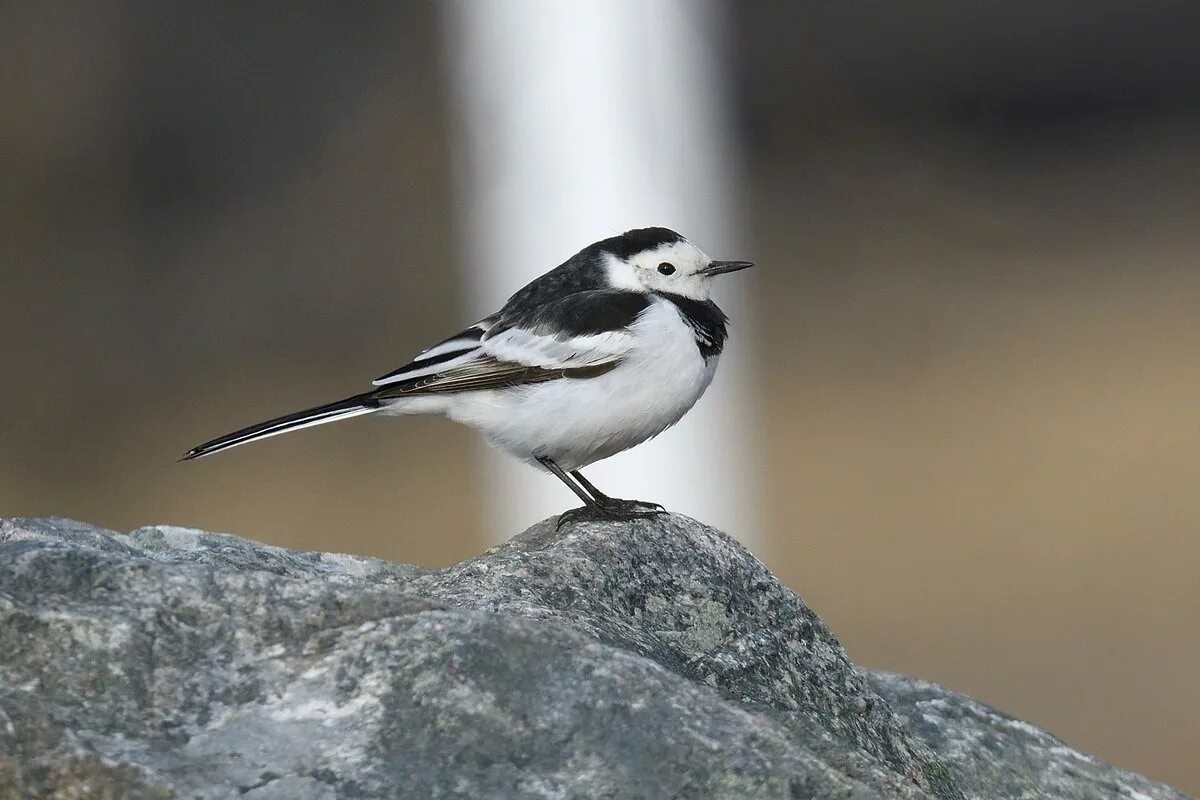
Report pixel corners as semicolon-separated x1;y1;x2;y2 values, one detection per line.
537;457;599;507
538;457;608;529
538;458;664;527
570;470;666;516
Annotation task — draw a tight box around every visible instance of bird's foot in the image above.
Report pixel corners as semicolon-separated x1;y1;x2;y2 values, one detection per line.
556;499;667;529
556;506;600;529
594;497;667;517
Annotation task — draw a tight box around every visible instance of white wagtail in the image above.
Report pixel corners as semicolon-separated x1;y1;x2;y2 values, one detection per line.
182;227;753;519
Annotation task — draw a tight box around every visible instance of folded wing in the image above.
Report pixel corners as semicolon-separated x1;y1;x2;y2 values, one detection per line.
370;290;650;397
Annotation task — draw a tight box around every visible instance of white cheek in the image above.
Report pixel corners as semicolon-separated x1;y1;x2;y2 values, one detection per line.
603;253;642;291
644;272;676;294
663;275;711;300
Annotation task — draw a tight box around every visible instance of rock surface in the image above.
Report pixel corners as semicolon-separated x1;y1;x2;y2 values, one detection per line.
0;515;1188;800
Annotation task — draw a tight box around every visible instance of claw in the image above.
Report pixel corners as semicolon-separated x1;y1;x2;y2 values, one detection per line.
595;497;667;516
556;499;667;529
556;506;601;530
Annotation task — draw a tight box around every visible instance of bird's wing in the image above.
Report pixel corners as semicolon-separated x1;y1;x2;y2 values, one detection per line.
372;316;498;386
370;290;651;396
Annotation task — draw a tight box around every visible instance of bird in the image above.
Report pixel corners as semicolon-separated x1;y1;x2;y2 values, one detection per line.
181;227;753;520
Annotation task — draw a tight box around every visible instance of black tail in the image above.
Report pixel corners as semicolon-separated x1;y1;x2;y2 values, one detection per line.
180;393;381;461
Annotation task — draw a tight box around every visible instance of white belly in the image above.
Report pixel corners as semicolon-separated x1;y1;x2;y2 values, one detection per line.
388;301;718;471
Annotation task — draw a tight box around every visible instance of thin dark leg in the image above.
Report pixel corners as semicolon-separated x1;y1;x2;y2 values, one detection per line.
570;470;613;503
537;457;598;507
571;469;666;516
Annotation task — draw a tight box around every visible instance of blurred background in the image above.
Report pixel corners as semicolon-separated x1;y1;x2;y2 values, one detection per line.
3;1;1198;792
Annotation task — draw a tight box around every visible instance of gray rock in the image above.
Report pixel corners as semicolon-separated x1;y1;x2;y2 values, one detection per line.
0;515;1187;800
867;672;1191;800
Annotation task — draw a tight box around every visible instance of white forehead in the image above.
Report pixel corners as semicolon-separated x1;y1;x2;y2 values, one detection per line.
603;240;710;290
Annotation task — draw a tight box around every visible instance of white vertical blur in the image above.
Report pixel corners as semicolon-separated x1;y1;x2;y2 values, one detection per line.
444;0;758;543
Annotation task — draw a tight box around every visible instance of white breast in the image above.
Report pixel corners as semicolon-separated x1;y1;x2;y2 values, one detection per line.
435;298;719;471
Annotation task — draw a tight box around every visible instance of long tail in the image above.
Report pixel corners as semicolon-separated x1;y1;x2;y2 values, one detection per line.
180;393;382;461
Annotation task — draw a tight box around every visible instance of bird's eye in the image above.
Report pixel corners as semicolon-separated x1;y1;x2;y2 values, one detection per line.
657;263;676;276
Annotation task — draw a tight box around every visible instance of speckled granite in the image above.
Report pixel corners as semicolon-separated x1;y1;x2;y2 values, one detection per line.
0;515;1187;799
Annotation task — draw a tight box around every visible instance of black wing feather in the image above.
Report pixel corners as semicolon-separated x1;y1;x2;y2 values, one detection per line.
488;290;650;341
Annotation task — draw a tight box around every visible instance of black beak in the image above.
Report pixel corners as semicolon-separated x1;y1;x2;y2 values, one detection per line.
698;260;754;277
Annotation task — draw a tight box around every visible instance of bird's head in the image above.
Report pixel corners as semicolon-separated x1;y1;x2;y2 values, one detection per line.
599;227;753;300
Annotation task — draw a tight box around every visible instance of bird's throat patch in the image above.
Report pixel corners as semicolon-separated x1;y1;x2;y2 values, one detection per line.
657;293;729;359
